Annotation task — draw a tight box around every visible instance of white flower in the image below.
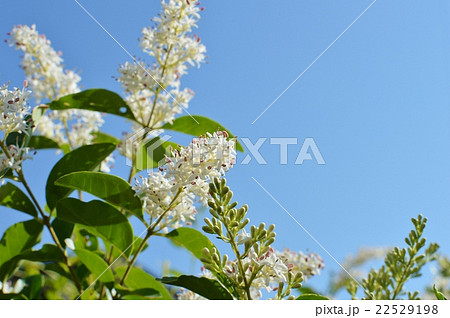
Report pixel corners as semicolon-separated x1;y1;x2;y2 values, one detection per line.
133;131;236;232
0;83;32;135
165;131;236;204
9;25;80;103
0;145;32;172
276;248;325;280
9;25;106;152
117;0;206;128
134;171;197;233
0;279;25;294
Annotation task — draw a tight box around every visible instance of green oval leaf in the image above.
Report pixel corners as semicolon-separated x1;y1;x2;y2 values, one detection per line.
296;293;329;300
29;136;60;150
51;218;74;249
56;198;133;256
0;220;43;281
160;275;233;300
55;171;143;221
17;244;64;263
114;287;160;298
115;267;171;300
92;131;120;145
49;89;136;122
162;115;244;152
0;183;38;217
165;227;216;261
74;248;114;285
46;143;116;210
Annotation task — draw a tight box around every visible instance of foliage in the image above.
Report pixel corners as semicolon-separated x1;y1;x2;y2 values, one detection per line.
345;215;439;300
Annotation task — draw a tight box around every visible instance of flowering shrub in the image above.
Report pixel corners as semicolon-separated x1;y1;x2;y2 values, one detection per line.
0;0;447;300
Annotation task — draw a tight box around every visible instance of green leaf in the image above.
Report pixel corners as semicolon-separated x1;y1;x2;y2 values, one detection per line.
29;136;60;150
165;227;216;261
44;263;72;280
5;132;26;147
0;220;43;280
51;218;74;249
433;284;447;300
296;293;329;300
17;244;64;263
135;136;180;171
162;115;244;152
21;275;44;299
114;287;160;298
46;143;116;210
115;267;171;300
160;275;233;300
74;248;114;285
56;198;133;256
92;131;120;145
0;182;38;217
55;171;143;221
49;89;136;121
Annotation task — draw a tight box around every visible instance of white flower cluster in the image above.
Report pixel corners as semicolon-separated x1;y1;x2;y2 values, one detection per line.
9;25;105;150
276;248;325;280
0;279;25;294
37;109;104;149
178;247;324;300
8;25;81;103
118;0;206;128
223;247;289;299
133;131;236;232
0;83;33;172
0;145;33;173
0;83;32;135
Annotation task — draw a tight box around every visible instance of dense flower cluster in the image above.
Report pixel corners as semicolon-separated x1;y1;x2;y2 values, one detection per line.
276;249;325;279
9;25;104;149
117;0;206;128
178;247;324;300
0;83;33;172
0;144;33;173
0;83;31;135
133;131;236;232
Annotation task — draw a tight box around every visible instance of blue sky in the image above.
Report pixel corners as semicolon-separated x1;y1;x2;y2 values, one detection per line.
1;0;450;298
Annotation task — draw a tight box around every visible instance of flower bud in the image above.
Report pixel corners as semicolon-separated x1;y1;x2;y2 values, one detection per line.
202;225;214;234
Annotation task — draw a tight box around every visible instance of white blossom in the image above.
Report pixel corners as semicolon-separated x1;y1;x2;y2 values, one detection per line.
9;25;80;103
117;0;206;128
165;131;236;204
9;25;106;152
133;131;236;232
0;83;32;135
134;171;197;233
0;279;25;294
276;248;325;280
0;145;33;172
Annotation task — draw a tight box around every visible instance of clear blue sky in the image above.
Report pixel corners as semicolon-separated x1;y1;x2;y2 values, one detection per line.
1;0;450;298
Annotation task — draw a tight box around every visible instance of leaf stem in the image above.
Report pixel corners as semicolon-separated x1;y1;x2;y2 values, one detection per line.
13;165;83;294
118;189;182;288
222;218;252;300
